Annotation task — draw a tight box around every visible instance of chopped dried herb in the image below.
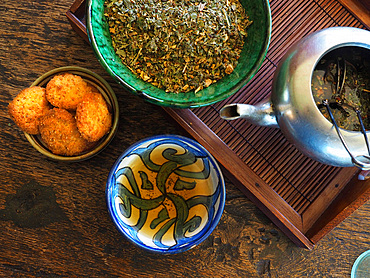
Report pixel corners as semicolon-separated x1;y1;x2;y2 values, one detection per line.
104;0;252;93
312;47;370;131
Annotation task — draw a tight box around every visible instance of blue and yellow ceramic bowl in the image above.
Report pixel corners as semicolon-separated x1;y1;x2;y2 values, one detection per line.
86;0;271;108
106;135;225;253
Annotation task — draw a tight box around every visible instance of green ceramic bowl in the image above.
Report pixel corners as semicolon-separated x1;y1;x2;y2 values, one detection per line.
86;0;271;108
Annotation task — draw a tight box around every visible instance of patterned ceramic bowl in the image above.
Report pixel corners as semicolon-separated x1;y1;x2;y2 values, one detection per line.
352;250;370;278
106;135;225;253
25;66;119;162
86;0;271;108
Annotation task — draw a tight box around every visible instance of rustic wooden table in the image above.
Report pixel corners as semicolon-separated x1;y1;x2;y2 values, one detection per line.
0;0;369;277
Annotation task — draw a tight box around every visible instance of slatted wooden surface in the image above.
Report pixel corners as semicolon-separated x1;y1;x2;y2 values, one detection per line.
194;0;366;213
201;105;344;216
67;0;370;248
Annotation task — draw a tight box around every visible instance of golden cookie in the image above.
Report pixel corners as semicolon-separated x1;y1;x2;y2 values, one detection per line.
8;86;51;135
76;92;112;142
46;73;91;110
39;108;89;156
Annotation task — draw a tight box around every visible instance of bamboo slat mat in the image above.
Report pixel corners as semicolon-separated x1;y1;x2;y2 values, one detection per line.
199;0;363;201
164;0;369;248
67;0;370;248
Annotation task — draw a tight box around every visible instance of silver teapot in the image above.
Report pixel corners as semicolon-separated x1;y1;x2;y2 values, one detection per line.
220;27;370;169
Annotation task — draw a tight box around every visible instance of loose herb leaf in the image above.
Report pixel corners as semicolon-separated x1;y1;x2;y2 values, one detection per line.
104;0;252;93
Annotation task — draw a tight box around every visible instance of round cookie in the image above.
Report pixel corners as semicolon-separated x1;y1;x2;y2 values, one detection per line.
76;92;112;142
39;108;89;156
8;86;51;135
46;73;93;110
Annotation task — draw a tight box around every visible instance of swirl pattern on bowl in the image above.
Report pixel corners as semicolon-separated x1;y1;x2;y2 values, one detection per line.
106;135;225;253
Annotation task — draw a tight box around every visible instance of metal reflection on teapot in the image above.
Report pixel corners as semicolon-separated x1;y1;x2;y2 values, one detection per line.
220;27;370;169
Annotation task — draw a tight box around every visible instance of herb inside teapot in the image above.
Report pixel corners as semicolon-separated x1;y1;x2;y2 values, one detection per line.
312;46;370;131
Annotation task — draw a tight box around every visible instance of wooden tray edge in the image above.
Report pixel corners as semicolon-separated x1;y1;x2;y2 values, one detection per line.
66;1;89;43
306;173;370;243
337;0;370;29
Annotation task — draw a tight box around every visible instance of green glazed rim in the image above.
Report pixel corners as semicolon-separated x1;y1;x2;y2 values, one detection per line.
86;0;271;108
25;66;119;162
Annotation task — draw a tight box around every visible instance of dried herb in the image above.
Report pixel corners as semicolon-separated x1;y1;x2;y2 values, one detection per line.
312;47;370;131
104;0;252;93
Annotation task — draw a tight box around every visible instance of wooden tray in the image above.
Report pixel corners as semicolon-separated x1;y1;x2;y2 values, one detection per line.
67;0;370;249
338;0;370;28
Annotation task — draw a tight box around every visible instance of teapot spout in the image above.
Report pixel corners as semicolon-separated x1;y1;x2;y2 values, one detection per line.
220;99;279;128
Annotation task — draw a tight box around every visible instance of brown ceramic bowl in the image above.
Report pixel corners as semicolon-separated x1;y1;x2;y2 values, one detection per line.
24;66;119;162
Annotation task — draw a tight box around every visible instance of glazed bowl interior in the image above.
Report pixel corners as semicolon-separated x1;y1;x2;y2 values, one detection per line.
25;66;119;162
86;0;271;108
106;135;225;253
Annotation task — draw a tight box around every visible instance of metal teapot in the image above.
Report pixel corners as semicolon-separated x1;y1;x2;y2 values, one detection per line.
220;27;370;169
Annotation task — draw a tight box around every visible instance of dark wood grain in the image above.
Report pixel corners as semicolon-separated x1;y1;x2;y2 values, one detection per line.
0;0;369;277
